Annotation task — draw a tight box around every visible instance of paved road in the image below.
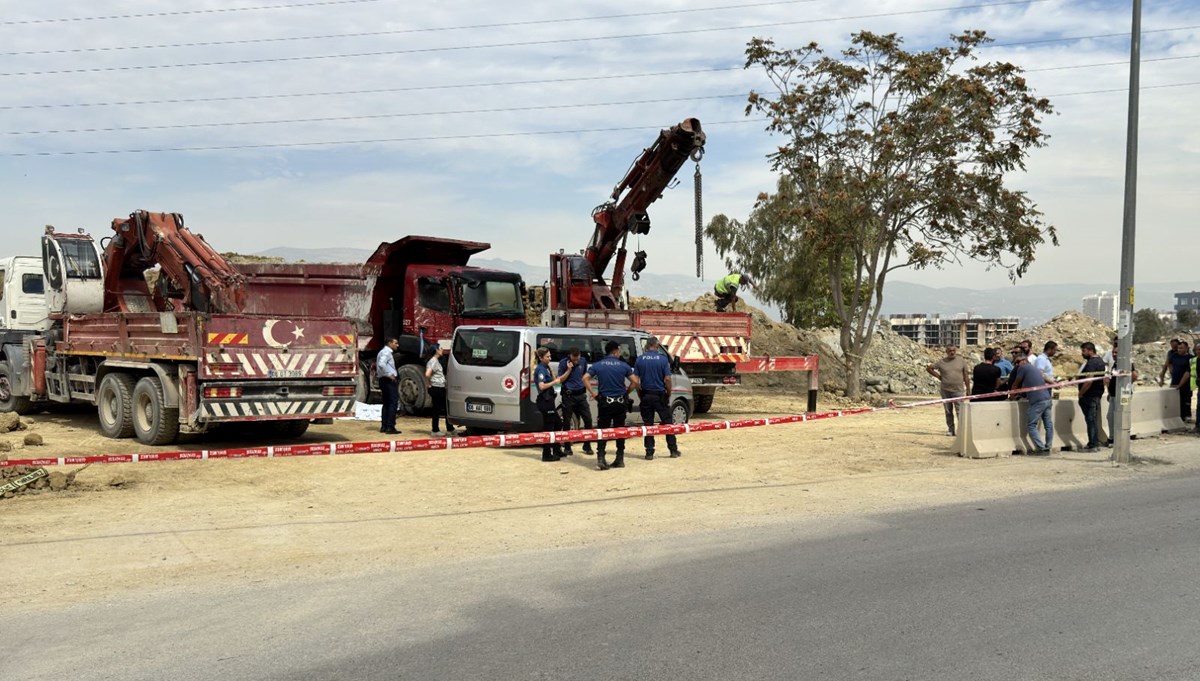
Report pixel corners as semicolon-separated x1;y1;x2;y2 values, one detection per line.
8;470;1200;681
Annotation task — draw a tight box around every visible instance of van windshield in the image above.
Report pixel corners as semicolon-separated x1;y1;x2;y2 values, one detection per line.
453;329;520;367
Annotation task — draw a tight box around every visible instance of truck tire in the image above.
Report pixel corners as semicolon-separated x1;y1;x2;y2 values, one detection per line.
0;360;33;415
397;363;428;415
97;373;136;439
671;398;692;425
693;392;715;414
276;419;310;438
131;376;180;446
354;365;371;404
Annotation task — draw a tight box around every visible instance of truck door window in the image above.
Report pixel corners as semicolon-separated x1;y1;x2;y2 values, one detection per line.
417;278;451;312
59;239;101;278
22;274;44;295
0;268;5;301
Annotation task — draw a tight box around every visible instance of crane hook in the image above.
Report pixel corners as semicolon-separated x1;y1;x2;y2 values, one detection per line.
630;250;648;281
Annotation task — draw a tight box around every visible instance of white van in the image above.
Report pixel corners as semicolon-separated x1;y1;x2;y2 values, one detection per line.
447;325;695;433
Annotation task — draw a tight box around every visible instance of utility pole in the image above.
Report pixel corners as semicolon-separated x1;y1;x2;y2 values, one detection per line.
1114;0;1142;465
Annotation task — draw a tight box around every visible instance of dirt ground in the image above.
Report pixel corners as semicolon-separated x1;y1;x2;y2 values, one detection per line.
2;390;1197;614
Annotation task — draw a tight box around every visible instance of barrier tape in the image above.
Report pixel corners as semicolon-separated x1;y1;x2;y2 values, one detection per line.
0;374;1117;469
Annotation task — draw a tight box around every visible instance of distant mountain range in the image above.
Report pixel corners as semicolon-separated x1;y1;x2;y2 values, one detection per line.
253;247;1193;328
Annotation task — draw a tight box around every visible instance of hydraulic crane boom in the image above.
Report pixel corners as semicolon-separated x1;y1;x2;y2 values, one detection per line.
550;118;705;314
102;210;247;314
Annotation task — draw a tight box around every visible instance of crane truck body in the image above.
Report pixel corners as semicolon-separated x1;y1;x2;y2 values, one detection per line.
0;212;358;445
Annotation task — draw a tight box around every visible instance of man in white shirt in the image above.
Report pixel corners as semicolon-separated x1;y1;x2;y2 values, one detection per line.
1033;341;1058;383
376;338;401;435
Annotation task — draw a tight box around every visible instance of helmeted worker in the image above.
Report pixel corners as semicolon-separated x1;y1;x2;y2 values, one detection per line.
714;272;756;312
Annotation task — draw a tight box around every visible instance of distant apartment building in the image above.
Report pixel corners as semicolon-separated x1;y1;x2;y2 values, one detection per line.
1081;291;1118;328
887;313;1020;348
1175;291;1200;313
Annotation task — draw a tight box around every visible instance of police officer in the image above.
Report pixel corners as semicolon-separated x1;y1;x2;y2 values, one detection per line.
533;347;570;462
586;340;640;470
714;272;756;312
634;336;681;459
557;347;594;456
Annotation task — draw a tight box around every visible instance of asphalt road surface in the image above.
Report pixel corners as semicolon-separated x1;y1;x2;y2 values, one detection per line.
8;470;1200;681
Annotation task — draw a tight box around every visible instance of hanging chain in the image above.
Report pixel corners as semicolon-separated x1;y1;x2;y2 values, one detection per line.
693;160;703;279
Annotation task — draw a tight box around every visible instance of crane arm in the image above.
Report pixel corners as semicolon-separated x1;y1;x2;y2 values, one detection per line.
584;118;705;282
102;210;247;314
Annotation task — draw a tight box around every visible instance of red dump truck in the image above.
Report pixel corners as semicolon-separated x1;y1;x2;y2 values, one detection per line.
0;213;358;445
234;236;527;413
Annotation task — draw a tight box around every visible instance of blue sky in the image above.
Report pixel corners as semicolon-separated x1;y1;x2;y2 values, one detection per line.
1;0;1196;294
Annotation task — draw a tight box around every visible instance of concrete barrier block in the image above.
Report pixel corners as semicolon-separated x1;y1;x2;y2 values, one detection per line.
960;401;1025;458
1053;399;1088;451
1128;388;1187;437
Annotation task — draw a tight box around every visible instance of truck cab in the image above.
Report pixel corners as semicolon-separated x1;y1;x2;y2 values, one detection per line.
0;256;51;335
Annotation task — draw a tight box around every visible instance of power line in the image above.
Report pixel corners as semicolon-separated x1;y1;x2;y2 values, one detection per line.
6;79;1198;157
0;0;1052;78
0;67;745;111
5;53;1195;136
5;93;749;136
2;0;390;26
2;0;823;55
3;24;1195;112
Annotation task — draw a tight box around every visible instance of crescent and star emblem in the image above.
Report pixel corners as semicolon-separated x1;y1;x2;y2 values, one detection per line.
262;319;305;348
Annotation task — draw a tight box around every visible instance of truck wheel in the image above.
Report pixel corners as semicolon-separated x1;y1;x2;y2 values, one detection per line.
397;363;428;415
97;373;136;439
354;365;371;404
693;393;715;414
276;419;310;438
671;398;692;425
0;360;33;415
132;376;180;446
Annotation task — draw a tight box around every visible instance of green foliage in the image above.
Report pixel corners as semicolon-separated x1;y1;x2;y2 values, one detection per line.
1134;308;1169;343
1176;308;1199;331
706;177;856;328
713;29;1056;396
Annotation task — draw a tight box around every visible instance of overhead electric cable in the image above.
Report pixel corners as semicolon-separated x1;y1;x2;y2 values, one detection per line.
5;93;749;136
0;0;1053;77
2;0;390;25
4;0;824;54
3;23;1196;111
6;79;1198;157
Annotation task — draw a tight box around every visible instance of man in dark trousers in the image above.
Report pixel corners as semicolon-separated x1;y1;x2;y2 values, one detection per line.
1167;340;1193;422
586;340;640;471
557;347;594;457
1077;341;1107;452
634;336;682;460
375;337;401;435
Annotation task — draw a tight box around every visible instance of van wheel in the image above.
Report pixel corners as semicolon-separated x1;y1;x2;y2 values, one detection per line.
132;376;180;446
397;364;428;415
0;360;33;415
693;393;714;414
671;398;691;425
97;373;136;439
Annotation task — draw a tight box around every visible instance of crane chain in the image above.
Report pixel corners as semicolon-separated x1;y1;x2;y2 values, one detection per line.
694;161;703;279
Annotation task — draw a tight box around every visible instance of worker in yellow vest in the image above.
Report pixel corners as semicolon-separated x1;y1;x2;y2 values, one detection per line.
714;272;756;312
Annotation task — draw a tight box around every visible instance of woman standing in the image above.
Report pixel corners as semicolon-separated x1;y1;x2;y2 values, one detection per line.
425;344;455;436
533;347;571;462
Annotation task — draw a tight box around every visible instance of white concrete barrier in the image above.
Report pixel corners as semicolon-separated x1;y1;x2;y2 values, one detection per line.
1128;388;1187;437
957;400;1025;458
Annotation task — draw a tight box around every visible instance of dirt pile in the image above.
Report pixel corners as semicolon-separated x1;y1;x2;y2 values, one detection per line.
220;252;285;264
992;311;1116;376
629;294;941;396
1;466;74;498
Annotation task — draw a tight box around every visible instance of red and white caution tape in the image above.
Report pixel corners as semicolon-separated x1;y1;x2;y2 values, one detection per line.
0;375;1115;469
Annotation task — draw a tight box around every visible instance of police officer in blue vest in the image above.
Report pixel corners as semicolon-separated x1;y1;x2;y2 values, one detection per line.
635;336;681;459
557;347;594;457
586;340;640;470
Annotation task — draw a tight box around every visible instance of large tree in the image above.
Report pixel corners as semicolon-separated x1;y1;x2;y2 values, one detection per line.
711;30;1056;398
707;177;854;328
